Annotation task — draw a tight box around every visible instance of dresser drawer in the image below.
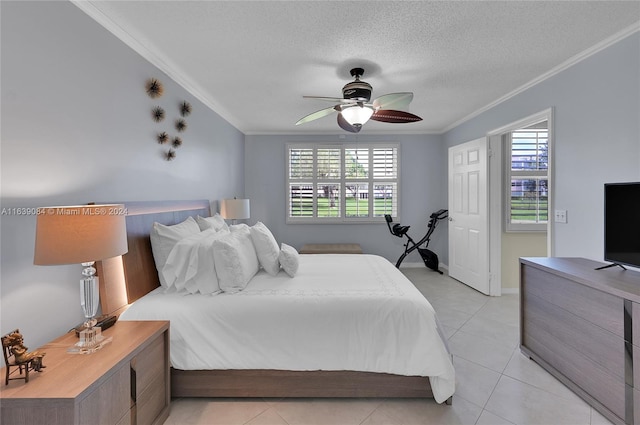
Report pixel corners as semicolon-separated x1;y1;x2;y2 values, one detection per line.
132;332;166;397
523;291;625;379
131;330;168;425
522;292;625;418
521;265;624;337
633;302;640;347
79;362;131;425
137;373;169;425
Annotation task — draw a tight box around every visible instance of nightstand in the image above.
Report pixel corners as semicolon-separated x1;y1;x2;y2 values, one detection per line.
0;321;170;425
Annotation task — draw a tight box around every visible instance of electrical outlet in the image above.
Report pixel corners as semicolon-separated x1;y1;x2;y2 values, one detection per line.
554;209;567;223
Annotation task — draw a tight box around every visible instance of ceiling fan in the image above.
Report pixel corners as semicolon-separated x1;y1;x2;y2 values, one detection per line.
295;67;422;133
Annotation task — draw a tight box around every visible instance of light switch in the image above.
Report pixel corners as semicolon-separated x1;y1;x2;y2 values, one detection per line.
554;210;567;223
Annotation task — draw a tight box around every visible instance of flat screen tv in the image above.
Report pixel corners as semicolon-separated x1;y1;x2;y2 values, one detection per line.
602;182;640;270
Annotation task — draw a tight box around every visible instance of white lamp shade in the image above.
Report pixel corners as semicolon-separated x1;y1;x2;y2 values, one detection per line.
34;204;128;265
220;199;250;220
341;105;374;126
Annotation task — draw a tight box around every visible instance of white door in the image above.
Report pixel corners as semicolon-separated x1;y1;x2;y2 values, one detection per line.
448;138;490;294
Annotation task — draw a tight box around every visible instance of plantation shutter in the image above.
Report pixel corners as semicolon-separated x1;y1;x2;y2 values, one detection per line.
506;124;548;231
372;147;398;217
286;143;400;223
289;148;314;217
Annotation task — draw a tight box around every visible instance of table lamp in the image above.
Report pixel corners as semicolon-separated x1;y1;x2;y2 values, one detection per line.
34;204;128;352
220;198;250;224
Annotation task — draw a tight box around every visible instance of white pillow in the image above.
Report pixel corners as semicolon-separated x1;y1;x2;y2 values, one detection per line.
149;216;201;288
229;223;250;233
249;222;280;276
162;228;229;294
196;214;229;232
279;243;299;277
213;226;259;293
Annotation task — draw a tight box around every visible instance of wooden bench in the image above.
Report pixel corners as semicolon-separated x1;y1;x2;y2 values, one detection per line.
299;243;363;254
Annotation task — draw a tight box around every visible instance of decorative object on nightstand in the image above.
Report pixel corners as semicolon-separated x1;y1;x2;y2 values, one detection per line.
220;198;250;224
34;204;128;353
2;329;45;385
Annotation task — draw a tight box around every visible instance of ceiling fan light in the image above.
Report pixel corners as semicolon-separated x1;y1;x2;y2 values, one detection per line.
341;105;374;126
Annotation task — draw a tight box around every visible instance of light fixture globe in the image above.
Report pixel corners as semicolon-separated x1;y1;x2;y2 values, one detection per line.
341;105;374;127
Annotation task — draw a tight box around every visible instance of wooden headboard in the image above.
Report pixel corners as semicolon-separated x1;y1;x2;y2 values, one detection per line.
97;200;211;316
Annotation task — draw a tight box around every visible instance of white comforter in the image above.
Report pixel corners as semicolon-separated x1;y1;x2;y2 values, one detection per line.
120;254;455;402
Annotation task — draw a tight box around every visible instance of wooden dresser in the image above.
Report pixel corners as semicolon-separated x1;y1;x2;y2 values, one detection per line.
0;321;170;425
520;257;640;425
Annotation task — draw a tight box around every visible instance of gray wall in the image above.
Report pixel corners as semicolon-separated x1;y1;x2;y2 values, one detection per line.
245;134;449;265
2;1;638;349
443;32;640;262
1;1;245;347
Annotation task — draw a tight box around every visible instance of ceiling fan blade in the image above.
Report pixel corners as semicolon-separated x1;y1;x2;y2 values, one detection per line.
303;96;358;104
337;113;361;133
295;106;340;125
371;109;423;123
372;92;414;110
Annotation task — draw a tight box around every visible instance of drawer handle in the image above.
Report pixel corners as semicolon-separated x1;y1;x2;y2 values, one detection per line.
130;366;137;403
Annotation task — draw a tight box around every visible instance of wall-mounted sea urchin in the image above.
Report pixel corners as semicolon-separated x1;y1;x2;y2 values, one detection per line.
157;132;169;144
146;78;164;98
180;101;192;117
152;106;165;122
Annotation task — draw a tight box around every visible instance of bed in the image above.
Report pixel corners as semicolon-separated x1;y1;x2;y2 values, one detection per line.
97;200;455;403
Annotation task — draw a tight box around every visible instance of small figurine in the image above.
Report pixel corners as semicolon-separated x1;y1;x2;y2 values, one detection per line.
5;331;45;372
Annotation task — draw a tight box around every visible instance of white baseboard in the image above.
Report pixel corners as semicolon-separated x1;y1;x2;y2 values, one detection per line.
400;262;449;271
501;288;520;295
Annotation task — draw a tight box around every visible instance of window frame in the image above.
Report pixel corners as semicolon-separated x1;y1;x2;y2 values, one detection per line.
503;123;549;232
286;142;400;224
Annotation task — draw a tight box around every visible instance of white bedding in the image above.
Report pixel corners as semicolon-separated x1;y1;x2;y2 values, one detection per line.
120;253;455;402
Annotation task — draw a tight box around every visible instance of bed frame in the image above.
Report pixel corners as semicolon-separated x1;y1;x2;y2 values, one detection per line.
98;200;443;400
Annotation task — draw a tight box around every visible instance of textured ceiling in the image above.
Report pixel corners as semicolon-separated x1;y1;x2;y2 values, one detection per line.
78;1;640;135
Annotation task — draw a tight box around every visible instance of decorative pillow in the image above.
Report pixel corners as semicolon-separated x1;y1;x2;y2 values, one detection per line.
229;223;250;233
213;227;260;293
149;216;201;288
162;228;229;294
196;214;229;232
249;222;280;276
279;243;299;277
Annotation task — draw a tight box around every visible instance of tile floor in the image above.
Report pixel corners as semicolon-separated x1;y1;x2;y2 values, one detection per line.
163;268;615;425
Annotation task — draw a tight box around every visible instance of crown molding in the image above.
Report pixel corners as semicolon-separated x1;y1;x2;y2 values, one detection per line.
71;0;244;134
441;21;640;134
71;1;638;137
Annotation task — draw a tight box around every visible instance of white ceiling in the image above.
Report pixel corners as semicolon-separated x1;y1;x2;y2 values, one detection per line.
77;1;640;135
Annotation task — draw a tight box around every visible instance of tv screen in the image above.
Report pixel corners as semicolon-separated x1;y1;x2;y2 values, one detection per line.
604;182;640;269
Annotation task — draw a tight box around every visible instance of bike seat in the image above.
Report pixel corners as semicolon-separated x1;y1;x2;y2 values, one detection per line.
392;223;410;237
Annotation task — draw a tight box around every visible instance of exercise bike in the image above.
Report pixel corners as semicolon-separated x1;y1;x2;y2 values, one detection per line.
384;209;448;273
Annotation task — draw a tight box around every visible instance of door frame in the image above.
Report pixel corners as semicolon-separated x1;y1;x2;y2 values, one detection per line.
486;108;555;294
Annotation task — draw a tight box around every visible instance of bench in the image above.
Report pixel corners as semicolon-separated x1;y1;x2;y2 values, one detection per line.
299;243;363;255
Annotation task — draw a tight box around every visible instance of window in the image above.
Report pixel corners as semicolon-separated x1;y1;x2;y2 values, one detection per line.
286;143;399;223
504;121;548;232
